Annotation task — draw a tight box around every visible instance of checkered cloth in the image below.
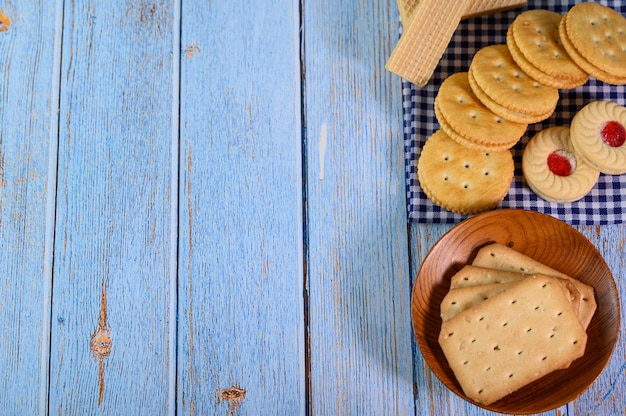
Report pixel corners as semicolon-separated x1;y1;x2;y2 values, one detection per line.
403;0;626;224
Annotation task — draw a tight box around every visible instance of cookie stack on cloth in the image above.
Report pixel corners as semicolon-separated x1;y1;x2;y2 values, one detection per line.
389;1;626;214
438;243;596;406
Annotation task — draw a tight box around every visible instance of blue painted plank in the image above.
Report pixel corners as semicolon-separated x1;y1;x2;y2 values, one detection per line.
302;1;414;414
0;1;61;414
569;225;625;416
177;0;304;414
48;1;175;413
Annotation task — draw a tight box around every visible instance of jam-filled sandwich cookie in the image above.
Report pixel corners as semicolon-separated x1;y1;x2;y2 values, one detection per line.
418;129;514;215
523;126;600;203
570;100;626;174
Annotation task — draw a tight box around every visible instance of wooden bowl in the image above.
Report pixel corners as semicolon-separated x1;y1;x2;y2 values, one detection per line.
411;209;620;414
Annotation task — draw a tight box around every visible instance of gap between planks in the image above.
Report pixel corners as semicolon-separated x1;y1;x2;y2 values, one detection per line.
39;0;65;414
169;0;182;414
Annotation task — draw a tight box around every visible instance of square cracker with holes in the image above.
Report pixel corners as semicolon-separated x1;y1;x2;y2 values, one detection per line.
440;281;519;321
446;265;583;327
472;243;596;329
439;274;588;406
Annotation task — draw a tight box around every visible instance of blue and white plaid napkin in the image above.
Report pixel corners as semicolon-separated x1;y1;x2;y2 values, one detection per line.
403;0;626;224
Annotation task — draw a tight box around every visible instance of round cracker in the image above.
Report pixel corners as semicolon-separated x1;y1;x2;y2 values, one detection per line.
507;26;587;89
522;126;599;203
565;2;626;79
511;9;587;83
558;16;626;85
435;101;519;152
470;44;560;116
417;129;514;215
435;72;527;147
468;67;555;124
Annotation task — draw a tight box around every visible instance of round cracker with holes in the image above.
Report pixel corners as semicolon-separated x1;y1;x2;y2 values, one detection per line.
507;27;580;89
470;44;560;116
565;2;626;79
435;72;527;150
435;102;516;152
559;14;626;85
510;9;587;85
417;129;514;215
468;67;555;124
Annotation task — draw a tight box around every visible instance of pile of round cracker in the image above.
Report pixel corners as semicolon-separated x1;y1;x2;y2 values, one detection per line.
418;2;626;214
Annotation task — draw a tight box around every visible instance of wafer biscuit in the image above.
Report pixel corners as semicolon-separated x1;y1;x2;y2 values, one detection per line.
397;0;527;24
469;45;560;117
523;126;600;203
397;0;418;26
462;0;527;20
386;0;466;87
472;243;596;329
570;100;626;175
435;72;527;150
417;130;514;215
439;274;588;405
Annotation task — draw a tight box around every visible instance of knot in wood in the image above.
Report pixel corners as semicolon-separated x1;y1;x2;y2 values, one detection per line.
0;12;11;32
219;386;246;402
90;328;112;358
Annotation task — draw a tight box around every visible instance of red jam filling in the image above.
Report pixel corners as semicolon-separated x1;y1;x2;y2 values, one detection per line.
600;121;626;147
547;151;573;176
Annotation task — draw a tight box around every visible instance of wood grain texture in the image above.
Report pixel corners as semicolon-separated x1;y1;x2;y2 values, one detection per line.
177;1;305;414
303;0;414;414
49;1;174;413
569;225;625;416
409;221;624;416
0;0;624;414
0;1;60;414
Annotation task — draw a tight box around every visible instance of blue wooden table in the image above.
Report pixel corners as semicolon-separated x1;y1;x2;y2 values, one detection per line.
0;1;623;415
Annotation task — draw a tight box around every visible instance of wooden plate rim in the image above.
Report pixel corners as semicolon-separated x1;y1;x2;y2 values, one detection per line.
411;208;620;414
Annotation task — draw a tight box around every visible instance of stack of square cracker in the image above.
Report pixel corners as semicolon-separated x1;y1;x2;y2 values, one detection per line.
438;243;596;406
